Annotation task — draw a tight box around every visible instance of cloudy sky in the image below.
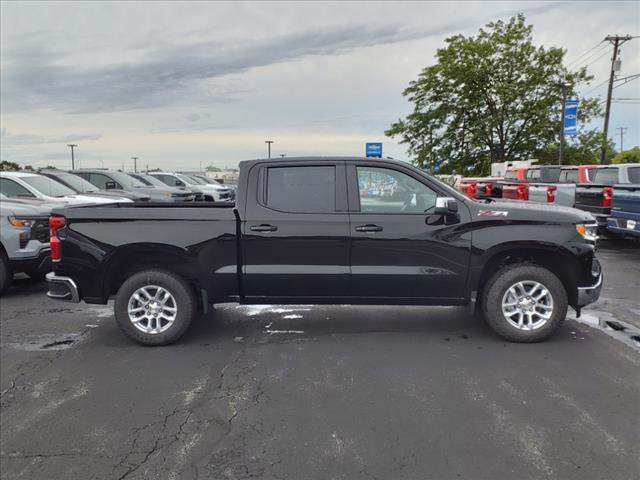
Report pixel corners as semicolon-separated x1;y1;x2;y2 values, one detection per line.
1;1;639;171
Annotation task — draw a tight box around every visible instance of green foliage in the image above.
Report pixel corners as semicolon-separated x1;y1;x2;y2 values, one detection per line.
612;147;640;164
205;165;221;172
0;160;20;171
23;165;35;171
536;130;617;165
386;14;601;173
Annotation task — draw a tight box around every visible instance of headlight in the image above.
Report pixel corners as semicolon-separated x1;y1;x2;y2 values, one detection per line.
8;216;35;228
576;223;598;242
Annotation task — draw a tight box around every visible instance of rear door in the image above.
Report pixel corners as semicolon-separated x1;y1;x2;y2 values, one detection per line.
242;161;350;301
346;162;471;302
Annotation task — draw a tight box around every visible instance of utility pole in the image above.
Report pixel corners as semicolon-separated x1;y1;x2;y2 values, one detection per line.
67;144;77;170
131;157;139;173
146;163;149;173
616;127;628;152
601;35;633;164
265;140;274;159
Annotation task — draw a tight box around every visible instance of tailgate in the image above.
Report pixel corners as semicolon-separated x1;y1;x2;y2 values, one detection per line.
575;185;605;209
611;186;640;221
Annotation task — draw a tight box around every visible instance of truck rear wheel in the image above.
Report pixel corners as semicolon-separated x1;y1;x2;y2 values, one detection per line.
114;269;196;346
481;264;567;342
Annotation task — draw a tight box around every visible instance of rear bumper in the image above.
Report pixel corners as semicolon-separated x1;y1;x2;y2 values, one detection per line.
46;272;80;303
607;217;640;237
576;271;603;307
9;248;51;275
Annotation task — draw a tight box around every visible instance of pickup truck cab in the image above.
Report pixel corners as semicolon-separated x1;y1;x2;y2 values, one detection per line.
574;163;640;227
46;157;602;346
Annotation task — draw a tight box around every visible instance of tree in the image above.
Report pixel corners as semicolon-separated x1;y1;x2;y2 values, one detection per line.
386;14;601;173
0;160;20;171
535;130;617;166
205;165;221;172
23;165;35;172
611;147;640;164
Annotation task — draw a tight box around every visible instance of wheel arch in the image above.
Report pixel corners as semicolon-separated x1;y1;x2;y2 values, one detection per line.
101;243;203;301
473;243;580;306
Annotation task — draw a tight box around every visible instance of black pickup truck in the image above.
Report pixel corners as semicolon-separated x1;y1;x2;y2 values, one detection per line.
46;157;602;345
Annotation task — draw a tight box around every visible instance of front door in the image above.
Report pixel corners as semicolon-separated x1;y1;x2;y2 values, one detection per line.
347;163;471;302
242;161;350;302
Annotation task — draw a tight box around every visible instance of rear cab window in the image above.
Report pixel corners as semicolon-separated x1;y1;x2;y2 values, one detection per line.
265;166;336;213
627;167;640;184
560;170;578;183
591;168;619;185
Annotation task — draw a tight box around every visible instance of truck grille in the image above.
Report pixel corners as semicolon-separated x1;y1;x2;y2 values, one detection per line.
30;218;50;244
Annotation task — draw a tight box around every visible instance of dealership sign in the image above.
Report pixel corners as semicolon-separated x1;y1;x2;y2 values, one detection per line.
366;142;383;158
564;99;579;136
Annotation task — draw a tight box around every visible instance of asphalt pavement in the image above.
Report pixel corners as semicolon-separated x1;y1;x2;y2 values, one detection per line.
1;239;639;480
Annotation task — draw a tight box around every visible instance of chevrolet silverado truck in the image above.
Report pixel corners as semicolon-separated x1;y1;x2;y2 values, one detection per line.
607;184;640;237
574;163;640;227
46;157;602;345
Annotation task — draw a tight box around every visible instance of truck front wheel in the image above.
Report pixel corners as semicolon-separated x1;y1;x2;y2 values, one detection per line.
481;264;568;342
114;269;196;346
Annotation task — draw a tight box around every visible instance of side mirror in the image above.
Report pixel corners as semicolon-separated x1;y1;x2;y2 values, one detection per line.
105;181;117;190
434;197;458;215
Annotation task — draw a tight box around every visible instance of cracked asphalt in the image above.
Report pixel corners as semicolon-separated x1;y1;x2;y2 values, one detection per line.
1;238;639;480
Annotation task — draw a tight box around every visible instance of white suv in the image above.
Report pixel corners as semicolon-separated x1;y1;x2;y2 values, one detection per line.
0;172;131;205
149;172;233;202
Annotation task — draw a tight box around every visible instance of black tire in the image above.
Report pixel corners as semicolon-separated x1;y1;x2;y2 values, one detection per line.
114;269;196;346
0;251;12;295
481;264;568;343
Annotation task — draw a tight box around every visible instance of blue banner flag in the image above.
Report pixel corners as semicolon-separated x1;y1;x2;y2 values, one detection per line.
564;99;579;136
366;142;383;158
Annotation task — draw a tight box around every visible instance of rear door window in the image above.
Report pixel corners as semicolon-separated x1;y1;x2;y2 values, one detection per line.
591;168;619;184
265;166;336;213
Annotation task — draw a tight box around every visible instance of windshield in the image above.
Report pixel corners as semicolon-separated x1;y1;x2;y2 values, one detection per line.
21;175;76;197
108;171;146;188
137;174;169;187
55;173;99;192
195;175;216;184
177;174;202;185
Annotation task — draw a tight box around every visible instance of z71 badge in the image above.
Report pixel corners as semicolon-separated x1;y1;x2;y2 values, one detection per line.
478;210;509;217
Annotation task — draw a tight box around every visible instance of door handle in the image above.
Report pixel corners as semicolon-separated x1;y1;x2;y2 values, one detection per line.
250;224;278;232
355;224;383;232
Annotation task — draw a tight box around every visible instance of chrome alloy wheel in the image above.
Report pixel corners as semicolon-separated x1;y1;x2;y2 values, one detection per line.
501;281;554;331
127;285;177;334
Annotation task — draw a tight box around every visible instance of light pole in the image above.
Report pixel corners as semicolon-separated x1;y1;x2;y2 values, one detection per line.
265;140;274;159
67;144;77;170
131;157;139;173
558;81;572;165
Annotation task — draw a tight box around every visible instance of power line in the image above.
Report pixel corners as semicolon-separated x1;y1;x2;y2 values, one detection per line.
583;78;610;96
566;41;606;69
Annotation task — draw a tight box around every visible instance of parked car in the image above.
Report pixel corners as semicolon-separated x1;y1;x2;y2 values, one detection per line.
39;170;150;202
149;172;233;202
574;164;640;227
607;184;640;237
72;169;194;203
0;172;130;205
190;174;236;201
47;157;601;346
127;173;200;201
1;196;51;293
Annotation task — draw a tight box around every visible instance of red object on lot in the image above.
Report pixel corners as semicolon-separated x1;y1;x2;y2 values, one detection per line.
602;186;613;208
546;185;556;203
459;181;478;199
49;216;66;261
503;183;529;201
484;182;493;196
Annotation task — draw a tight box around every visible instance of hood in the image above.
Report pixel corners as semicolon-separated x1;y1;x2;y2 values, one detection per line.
1;201;52;217
468;199;595;224
63;195;123;205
